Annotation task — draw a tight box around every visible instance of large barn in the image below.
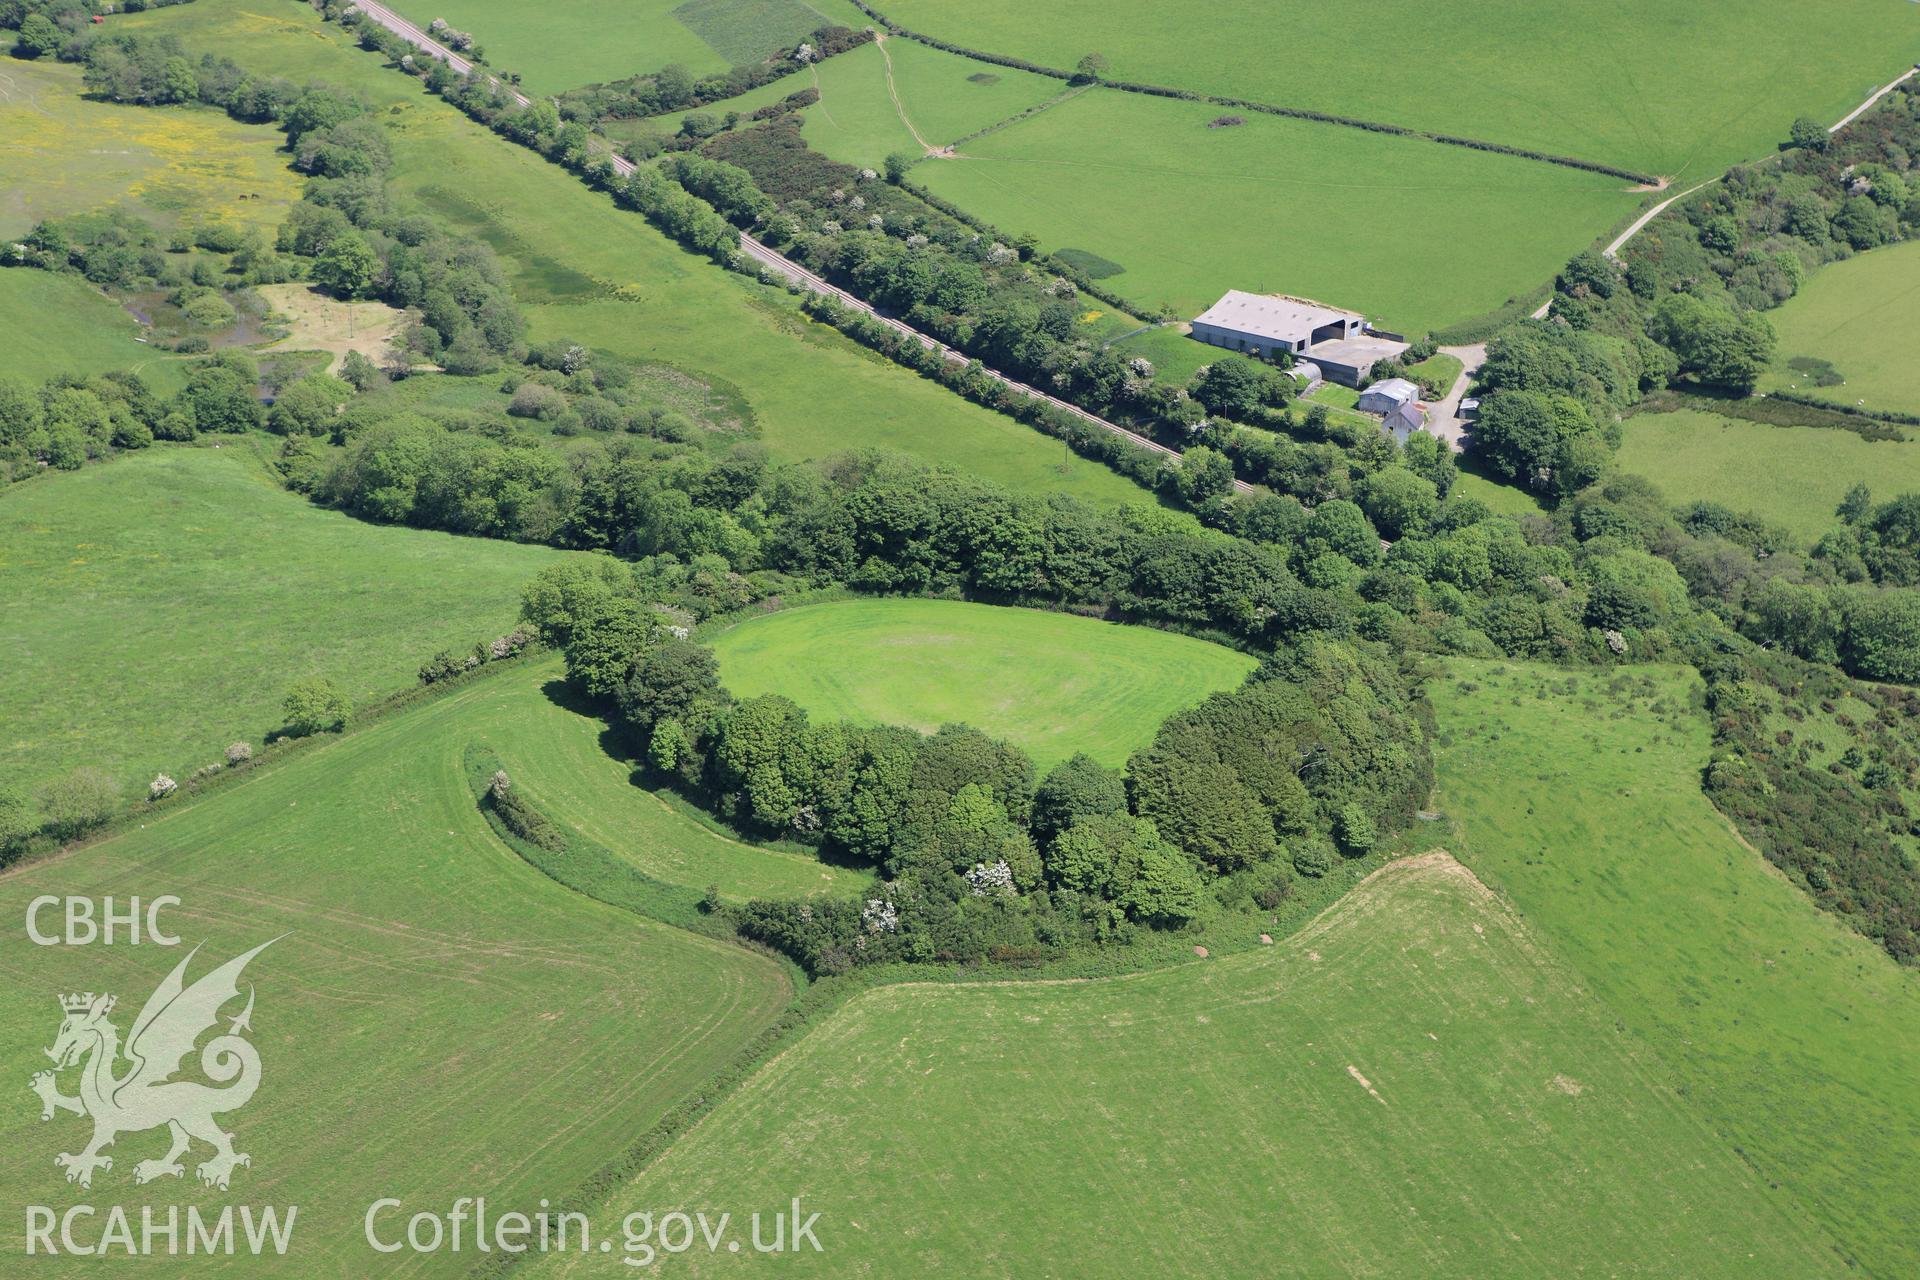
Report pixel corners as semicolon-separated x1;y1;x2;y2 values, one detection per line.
1189;290;1406;385
1188;291;1363;359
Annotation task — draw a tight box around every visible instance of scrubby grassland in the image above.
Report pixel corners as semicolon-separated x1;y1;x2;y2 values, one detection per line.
386;0;730;95
0;271;186;392
1761;238;1920;416
709;599;1257;767
538;852;1840;1278
917;89;1641;330
1616;408;1920;541
1431;661;1920;1277
880;0;1920;178
480;662;873;900
0;447;570;799
0;54;297;240
633;40;1065;168
124;0;1162;510
254;283;411;376
0;670;792;1276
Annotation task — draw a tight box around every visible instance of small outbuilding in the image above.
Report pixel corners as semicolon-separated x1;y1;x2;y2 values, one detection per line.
1357;378;1419;415
1458;397;1480;422
1287;360;1323;389
1383;399;1426;443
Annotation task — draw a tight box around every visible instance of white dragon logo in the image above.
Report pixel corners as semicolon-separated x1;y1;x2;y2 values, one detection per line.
29;940;277;1191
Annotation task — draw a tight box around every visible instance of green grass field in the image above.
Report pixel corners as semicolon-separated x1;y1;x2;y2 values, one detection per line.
0;446;573;802
481;663;873;900
536;851;1842;1277
631;39;1066;168
1431;660;1920;1277
709;598;1257;767
1616;408;1920;541
1761;238;1920;416
0;668;792;1276
0;54;298;241
880;0;1920;179
0;270;190;393
1451;467;1547;517
916;88;1643;330
385;0;728;95
121;0;1165;511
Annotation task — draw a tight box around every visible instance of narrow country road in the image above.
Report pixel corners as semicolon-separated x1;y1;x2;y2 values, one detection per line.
1596;66;1917;265
346;0;1251;492
1424;344;1485;453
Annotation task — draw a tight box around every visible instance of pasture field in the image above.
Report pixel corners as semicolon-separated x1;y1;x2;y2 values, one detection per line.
0;54;297;241
1616;408;1920;541
631;39;1066;169
1451;467;1546;518
879;0;1920;179
1109;323;1214;383
0;270;188;393
0;668;793;1276
709;598;1257;767
385;0;728;95
1430;660;1920;1277
0;446;572;803
1761;238;1920;416
536;851;1842;1277
916;89;1642;331
1407;351;1464;394
480;663;874;900
121;0;1166;510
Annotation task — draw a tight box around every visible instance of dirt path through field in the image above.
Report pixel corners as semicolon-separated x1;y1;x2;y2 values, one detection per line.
874;33;949;157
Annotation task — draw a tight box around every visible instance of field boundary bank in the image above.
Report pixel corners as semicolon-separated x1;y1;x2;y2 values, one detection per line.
1630;387;1912;441
1766;386;1920;429
0;605;552;880
945;81;1091;151
453;823;1424;1280
837;0;1659;184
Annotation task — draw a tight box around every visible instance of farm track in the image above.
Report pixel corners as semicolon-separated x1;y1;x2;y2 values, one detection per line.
346;0;1253;493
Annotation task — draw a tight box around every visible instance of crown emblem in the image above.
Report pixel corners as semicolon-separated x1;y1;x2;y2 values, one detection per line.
59;992;114;1015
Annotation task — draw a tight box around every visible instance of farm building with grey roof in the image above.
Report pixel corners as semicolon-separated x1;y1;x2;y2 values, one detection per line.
1189;290;1406;385
1189;290;1362;358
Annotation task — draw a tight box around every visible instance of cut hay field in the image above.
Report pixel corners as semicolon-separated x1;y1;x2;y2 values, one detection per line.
0;270;188;393
480;663;873;900
535;851;1842;1278
0;667;792;1276
0;54;297;241
1761;238;1920;417
880;0;1920;179
1616;408;1920;542
709;598;1257;768
0;446;572;804
121;0;1165;511
915;89;1643;331
1431;660;1920;1277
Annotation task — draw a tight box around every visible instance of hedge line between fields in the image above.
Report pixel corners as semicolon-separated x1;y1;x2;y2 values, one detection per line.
840;0;1660;185
793;289;1177;487
1767;387;1920;428
0;637;549;875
